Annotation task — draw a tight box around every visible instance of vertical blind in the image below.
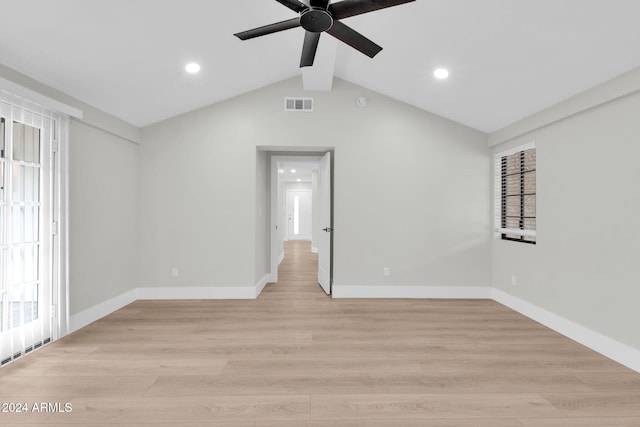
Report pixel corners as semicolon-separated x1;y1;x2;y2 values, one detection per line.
0;90;60;365
496;144;536;244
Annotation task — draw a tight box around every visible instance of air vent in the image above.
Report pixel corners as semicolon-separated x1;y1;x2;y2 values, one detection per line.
285;97;313;112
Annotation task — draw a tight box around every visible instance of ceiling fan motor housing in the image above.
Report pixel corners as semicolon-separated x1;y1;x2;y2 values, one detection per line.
300;8;334;33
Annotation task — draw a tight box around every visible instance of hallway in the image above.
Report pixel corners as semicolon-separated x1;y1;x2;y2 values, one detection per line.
260;240;328;302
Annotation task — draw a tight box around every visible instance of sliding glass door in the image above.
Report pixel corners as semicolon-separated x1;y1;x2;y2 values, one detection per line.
0;99;57;365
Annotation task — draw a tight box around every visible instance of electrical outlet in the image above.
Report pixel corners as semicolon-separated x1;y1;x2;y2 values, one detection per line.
511;275;517;286
384;267;391;277
172;268;179;278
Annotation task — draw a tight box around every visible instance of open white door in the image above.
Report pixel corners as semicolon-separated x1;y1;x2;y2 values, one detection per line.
318;152;332;294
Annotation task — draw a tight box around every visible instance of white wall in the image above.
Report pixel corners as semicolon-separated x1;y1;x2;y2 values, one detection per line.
69;120;139;314
138;101;258;288
491;79;640;351
139;77;491;291
333;92;491;288
283;182;313;192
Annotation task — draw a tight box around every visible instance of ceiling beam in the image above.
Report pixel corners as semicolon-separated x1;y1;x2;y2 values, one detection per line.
302;34;337;91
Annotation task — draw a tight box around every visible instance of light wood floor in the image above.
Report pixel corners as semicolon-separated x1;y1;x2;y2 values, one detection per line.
1;240;640;426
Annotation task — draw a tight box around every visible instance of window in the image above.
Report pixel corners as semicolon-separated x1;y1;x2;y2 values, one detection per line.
496;143;536;244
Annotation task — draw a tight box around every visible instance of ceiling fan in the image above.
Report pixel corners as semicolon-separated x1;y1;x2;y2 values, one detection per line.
234;0;416;67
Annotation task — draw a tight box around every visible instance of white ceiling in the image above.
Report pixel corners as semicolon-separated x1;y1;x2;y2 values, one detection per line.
281;161;319;183
1;0;640;133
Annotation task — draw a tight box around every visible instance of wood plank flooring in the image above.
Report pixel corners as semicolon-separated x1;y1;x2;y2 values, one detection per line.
1;240;640;425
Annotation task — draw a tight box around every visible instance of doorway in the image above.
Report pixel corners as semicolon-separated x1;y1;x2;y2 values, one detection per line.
286;190;312;241
268;151;333;295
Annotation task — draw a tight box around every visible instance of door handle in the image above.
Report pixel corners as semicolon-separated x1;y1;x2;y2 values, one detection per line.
322;227;333;232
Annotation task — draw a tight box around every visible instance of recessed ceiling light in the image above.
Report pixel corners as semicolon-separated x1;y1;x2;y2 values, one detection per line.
434;68;449;80
185;62;201;74
291;169;296;173
297;179;301;182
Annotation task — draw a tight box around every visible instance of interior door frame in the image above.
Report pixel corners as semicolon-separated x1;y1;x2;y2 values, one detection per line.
268;150;333;286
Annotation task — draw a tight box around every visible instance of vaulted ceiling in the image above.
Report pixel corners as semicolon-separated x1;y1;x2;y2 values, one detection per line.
1;0;640;133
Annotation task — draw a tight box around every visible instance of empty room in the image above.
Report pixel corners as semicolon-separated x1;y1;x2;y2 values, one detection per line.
1;0;640;425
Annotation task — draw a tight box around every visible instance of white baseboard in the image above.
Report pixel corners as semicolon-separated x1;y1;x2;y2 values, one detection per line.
332;285;493;299
68;285;257;334
277;252;285;266
493;288;640;373
255;274;271;297
311;246;318;254
69;289;138;334
138;286;256;300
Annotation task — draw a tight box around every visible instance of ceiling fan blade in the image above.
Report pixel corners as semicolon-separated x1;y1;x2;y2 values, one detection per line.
300;31;321;67
275;0;309;13
309;0;331;8
326;20;382;58
329;0;415;20
234;17;301;40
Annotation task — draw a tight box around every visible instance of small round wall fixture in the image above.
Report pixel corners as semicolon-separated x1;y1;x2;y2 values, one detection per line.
356;96;368;107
